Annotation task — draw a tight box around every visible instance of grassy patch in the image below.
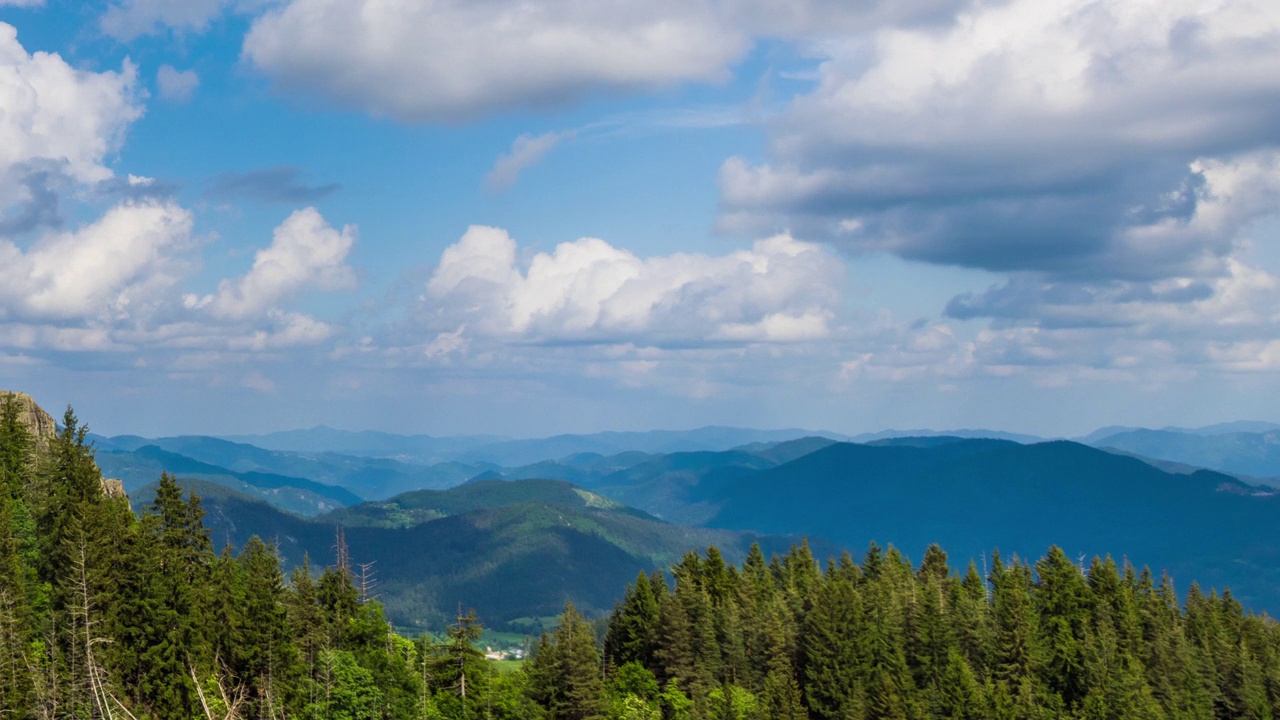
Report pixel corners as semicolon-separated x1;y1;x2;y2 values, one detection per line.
490;659;524;675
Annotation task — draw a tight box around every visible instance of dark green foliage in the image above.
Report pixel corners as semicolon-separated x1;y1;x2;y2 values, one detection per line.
148;476;808;630
599;541;1280;720
705;438;1280;614
8;400;1280;720
527;603;609;720
799;570;862;720
0;393;34;715
606;571;661;670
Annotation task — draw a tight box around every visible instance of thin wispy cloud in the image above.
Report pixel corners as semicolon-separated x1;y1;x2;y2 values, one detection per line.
485;131;574;192
206;166;340;204
486;105;762;190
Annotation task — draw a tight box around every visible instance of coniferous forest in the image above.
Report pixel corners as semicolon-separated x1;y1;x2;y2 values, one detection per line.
5;395;1280;720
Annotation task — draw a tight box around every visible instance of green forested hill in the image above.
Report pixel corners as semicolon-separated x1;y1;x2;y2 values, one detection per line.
705;438;1280;611
11;394;1280;720
321;477;648;527
142;477;809;629
584;450;777;524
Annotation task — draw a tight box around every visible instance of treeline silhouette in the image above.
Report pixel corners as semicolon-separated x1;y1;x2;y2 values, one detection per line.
3;395;1278;719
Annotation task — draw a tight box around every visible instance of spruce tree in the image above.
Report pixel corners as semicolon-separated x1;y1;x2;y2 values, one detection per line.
606;571;661;670
1033;546;1088;708
528;602;608;720
238;535;298;715
990;553;1036;687
800;572;864;720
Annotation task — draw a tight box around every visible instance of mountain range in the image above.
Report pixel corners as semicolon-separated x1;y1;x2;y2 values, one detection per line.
73;409;1280;623
1088;427;1280;481
131;476;812;631
701;438;1280;610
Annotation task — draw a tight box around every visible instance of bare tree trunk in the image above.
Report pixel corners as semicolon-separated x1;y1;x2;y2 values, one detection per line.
71;539;112;720
191;658;248;720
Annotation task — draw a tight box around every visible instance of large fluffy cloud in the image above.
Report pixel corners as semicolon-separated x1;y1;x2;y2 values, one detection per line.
240;0;978;122
0;23;354;371
243;0;750;121
720;0;1280;282
0;23;141;208
421;226;840;346
0;200;193;322
187;207;356;320
944;151;1280;318
0;204;356;357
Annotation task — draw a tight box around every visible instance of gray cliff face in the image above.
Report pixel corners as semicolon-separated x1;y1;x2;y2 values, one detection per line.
1;390;57;442
2;390;127;500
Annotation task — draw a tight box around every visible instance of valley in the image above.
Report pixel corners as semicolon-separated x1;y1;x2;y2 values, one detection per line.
84;404;1280;623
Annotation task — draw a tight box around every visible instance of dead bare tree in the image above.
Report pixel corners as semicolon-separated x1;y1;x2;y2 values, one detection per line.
333;527;350;578
190;656;248;720
70;539;113;720
357;561;379;605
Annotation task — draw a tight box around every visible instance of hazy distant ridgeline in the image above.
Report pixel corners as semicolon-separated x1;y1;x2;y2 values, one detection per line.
91;426;855;512
223;424;855;465
90;419;1280;614
1089;426;1280;481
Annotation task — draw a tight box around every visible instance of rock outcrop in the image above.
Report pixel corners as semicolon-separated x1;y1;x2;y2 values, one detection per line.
1;390;127;500
1;390;56;442
100;478;127;500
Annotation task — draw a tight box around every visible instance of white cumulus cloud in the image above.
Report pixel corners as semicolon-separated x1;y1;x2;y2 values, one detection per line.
243;0;750;122
0;200;194;322
0;23;142;202
188;207;356;320
720;0;1280;281
423;226;841;345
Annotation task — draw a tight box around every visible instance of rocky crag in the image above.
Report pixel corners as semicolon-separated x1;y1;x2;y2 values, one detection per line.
1;390;126;500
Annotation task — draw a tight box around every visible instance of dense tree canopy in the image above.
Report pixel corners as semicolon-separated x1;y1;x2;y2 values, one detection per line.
3;393;1280;720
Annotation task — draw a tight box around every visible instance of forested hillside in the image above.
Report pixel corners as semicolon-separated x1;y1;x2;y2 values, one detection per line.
594;543;1280;720
7;392;1280;720
704;438;1280;612
138;476;807;629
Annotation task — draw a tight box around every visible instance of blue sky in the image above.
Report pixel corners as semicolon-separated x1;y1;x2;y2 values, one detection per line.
2;0;1279;438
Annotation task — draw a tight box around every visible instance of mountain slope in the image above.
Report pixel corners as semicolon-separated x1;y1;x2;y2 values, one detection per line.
96;445;362;515
321;478;649;528
586;451;778;524
152;478;812;629
704;439;1280;611
103;434;481;499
